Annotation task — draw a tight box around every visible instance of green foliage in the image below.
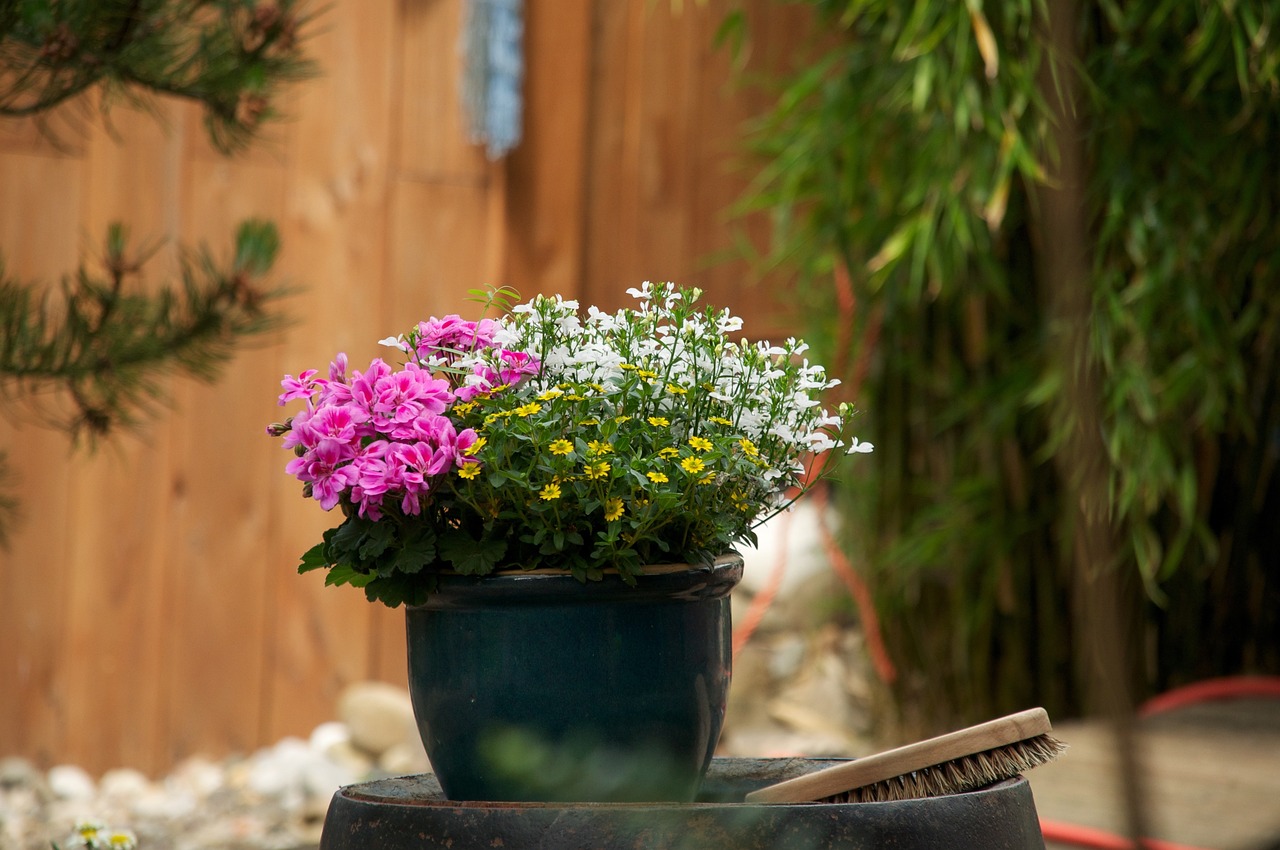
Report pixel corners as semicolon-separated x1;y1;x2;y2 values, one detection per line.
739;0;1280;728
0;219;286;439
274;284;864;607
0;0;317;152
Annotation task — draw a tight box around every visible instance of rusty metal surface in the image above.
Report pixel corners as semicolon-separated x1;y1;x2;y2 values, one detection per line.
319;758;1046;849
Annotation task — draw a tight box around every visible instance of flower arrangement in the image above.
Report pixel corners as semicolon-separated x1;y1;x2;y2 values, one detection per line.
269;282;871;607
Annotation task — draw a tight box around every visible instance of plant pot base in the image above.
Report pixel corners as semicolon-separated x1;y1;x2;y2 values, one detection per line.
318;758;1048;849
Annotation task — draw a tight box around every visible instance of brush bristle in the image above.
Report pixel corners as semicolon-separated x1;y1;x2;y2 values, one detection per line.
820;733;1068;804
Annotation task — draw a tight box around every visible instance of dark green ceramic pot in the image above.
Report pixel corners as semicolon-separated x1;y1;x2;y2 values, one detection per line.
405;553;744;803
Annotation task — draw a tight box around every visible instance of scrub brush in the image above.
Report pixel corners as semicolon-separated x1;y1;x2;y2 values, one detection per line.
744;707;1067;804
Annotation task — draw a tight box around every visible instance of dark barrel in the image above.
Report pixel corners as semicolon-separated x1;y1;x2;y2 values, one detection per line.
319;757;1047;850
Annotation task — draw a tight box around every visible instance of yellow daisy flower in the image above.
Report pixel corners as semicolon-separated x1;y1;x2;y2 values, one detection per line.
457;463;482;480
738;437;759;457
549;439;574;456
665;383;687;395
585;461;611;480
680;456;706;475
463;436;487;456
646;471;669;484
540;483;562;500
648;416;670;427
658;447;679;459
709;416;734;427
588;439;614;455
688;436;713;452
604;498;624;521
515;402;543;418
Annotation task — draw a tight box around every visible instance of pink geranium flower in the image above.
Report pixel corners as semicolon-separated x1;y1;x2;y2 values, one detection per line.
278;369;324;405
415;315;499;360
286;442;360;511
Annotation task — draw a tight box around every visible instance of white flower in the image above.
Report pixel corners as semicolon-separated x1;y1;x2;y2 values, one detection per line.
806;432;839;453
378;336;409;351
626;281;654;301
716;310;744;334
846;437;875;454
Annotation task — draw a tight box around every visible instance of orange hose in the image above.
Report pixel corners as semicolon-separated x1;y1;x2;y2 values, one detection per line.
1039;819;1218;850
1138;676;1280;718
731;509;791;660
812;485;897;684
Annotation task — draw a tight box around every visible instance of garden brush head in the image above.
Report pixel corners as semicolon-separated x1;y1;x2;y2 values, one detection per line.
744;707;1067;804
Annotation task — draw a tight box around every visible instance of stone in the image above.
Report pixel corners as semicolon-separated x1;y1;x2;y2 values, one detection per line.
336;681;417;758
247;737;312;799
322;739;375;779
0;756;40;790
167;756;224;799
47;764;96;801
309;721;350;755
99;768;152;801
377;740;430;776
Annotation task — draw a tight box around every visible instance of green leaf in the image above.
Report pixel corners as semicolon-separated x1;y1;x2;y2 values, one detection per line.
298;541;329;573
393;535;437;575
359;520;396;560
324;563;375;588
439;532;507;575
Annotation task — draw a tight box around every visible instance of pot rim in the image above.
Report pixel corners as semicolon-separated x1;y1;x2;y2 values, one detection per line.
408;551;745;609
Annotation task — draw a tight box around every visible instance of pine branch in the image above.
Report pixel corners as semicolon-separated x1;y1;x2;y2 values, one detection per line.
0;219;288;442
0;0;317;153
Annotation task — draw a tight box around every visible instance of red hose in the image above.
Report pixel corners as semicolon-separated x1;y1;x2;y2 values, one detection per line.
1138;675;1280;718
1039;819;1216;850
731;508;790;660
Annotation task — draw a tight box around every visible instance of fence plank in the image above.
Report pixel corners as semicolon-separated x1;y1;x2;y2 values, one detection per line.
0;146;83;769
396;0;489;184
260;0;402;747
56;104;186;777
501;0;592;301
157;122;289;766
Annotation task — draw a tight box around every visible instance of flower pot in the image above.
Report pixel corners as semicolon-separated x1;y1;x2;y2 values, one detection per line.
405;553;744;802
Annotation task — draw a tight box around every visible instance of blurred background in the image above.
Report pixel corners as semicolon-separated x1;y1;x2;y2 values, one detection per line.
2;1;1279;847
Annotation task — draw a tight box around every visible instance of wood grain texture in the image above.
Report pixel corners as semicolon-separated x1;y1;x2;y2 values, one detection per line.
0;146;82;769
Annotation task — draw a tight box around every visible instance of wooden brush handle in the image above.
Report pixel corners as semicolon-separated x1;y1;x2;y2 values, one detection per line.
744;707;1052;804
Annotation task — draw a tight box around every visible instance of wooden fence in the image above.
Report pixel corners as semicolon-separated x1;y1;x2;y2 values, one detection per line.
0;0;816;776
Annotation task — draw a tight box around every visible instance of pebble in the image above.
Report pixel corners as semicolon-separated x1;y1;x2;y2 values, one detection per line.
337;681;418;757
47;765;96;801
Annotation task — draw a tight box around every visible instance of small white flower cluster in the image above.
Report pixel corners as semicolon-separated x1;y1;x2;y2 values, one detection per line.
482;283;871;477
